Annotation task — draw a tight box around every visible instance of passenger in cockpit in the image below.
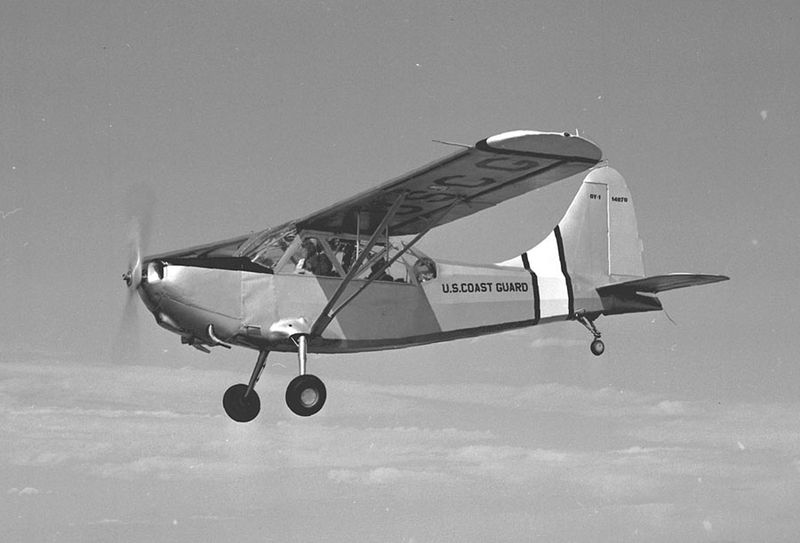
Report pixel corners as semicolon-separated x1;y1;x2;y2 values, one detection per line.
414;257;436;282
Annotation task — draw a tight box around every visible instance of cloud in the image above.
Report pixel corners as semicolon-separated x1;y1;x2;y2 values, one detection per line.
650;400;687;415
0;207;22;219
8;487;39;496
443;443;672;501
5;355;800;543
447;444;574;485
631;401;800;452
328;467;449;486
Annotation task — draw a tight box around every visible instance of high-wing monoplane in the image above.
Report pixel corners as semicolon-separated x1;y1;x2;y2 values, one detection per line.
122;130;728;421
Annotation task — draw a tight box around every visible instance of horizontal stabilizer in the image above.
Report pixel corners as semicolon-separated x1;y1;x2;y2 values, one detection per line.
597;273;729;295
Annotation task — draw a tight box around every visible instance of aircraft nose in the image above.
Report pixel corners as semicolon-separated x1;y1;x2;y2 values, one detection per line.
136;259;165;311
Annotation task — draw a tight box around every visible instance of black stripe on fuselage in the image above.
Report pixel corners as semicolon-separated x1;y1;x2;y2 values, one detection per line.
520;252;540;324
553;226;574;318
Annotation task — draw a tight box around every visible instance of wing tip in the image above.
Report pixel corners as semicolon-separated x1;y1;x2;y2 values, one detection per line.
478;130;602;162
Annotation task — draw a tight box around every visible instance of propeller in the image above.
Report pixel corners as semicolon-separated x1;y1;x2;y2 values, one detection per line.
115;184;156;363
122;183;154;293
122;217;144;290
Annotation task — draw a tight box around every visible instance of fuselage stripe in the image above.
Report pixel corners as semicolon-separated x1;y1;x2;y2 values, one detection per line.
520;252;541;324
553;226;574;318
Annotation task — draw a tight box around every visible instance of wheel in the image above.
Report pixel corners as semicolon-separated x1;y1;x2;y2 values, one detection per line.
590;339;605;356
285;374;327;417
223;383;261;423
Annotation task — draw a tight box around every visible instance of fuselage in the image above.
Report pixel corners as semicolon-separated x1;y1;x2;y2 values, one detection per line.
137;256;616;354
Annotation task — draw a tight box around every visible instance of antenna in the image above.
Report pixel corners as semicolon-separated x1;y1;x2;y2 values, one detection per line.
432;139;471;149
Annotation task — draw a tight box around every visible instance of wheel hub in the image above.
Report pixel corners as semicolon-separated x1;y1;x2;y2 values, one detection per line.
300;388;319;407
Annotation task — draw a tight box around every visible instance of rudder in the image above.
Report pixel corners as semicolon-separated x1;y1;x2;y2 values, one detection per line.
559;166;645;281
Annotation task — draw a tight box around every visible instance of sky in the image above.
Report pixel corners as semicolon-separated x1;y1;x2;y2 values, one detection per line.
2;1;800;541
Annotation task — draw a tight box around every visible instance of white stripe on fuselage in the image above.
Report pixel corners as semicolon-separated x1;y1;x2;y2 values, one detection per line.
524;230;570;318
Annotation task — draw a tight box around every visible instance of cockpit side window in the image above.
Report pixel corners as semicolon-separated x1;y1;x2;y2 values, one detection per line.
244;227;435;283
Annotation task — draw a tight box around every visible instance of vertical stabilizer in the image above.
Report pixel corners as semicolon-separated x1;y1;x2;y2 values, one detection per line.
499;166;645;287
555;166;645;280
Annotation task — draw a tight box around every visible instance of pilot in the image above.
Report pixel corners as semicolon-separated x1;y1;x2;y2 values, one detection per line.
307;251;334;276
369;258;393;282
339;240;356;272
296;238;335;276
295;239;318;274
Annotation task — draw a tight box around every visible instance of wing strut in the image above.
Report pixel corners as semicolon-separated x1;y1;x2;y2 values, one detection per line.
310;193;407;336
310;198;459;337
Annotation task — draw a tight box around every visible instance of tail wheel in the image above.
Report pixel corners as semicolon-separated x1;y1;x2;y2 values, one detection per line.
285;374;327;417
223;383;261;423
590;339;605;356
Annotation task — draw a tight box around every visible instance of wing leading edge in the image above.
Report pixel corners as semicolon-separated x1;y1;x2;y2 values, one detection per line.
297;130;602;236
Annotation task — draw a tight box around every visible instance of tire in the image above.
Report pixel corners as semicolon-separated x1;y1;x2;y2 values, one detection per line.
590;339;605;356
285;374;327;417
223;383;260;423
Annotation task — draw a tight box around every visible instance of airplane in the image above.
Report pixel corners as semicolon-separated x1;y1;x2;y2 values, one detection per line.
122;130;728;422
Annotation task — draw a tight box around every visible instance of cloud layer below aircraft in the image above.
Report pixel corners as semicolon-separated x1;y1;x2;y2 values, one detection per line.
3;356;800;541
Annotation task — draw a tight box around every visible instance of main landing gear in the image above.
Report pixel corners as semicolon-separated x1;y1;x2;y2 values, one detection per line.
222;334;327;422
575;312;605;356
284;335;326;417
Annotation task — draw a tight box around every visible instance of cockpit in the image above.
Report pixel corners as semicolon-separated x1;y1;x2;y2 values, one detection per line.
150;222;437;285
237;223;437;284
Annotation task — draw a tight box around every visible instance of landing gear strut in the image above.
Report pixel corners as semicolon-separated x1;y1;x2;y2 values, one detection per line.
575;312;605;356
223;349;269;423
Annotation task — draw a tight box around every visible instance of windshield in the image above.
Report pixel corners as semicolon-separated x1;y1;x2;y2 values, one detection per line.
237;223;298;272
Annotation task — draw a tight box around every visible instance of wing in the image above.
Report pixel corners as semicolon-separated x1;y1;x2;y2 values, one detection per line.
297;130;602;236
